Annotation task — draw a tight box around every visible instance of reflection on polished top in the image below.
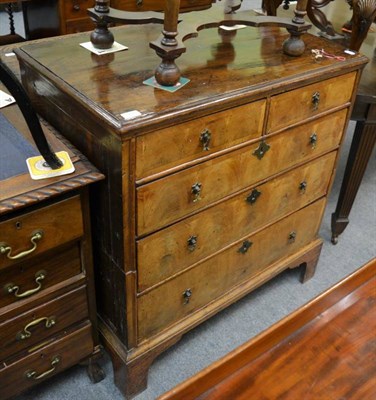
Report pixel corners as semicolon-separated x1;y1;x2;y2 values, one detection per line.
14;4;367;135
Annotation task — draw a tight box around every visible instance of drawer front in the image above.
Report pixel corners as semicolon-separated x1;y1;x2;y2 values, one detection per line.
267;72;356;133
0;286;88;361
112;0;213;12
136;100;266;179
0;246;82;309
0;196;83;271
137;109;347;235
138;199;326;340
137;152;336;291
0;323;93;400
63;0;95;20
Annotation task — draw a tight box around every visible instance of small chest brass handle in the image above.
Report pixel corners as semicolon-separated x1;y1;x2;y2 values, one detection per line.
4;270;46;298
199;129;212;151
246;189;261;205
238;240;253;254
312;91;320;110
16;316;56;341
253;140;270;160
25;355;61;380
187;235;198;252
191;182;202;203
183;288;192;304
310;132;318;149
0;230;43;260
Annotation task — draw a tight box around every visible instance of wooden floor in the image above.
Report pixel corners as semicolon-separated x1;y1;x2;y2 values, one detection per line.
159;258;376;400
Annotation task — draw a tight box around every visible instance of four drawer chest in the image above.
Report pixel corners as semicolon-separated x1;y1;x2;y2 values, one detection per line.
0;99;105;398
12;7;368;398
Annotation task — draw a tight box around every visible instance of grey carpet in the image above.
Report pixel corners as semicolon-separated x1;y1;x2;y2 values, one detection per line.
4;2;375;399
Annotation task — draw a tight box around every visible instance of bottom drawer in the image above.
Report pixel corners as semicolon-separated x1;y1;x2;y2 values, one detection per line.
137;198;326;341
0;323;93;400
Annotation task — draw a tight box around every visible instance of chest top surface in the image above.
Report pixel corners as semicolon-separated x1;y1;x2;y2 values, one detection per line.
14;5;368;135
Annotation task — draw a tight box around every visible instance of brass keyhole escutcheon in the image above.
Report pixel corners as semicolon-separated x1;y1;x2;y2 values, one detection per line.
246;189;261;205
191;182;202;203
253;140;270;160
238;240;253;254
200;129;211;151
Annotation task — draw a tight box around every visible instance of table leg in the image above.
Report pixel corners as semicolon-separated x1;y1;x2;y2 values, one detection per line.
331;112;376;244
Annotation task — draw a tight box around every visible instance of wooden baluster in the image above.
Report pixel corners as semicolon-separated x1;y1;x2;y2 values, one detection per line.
90;0;114;49
283;0;309;56
151;0;186;86
293;0;309;23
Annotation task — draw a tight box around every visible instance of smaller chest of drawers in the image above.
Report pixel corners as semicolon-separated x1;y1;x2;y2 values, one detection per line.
0;104;104;399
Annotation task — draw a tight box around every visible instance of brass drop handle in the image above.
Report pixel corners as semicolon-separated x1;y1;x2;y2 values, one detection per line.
299;181;307;194
238;240;253;254
4;270;47;298
187;235;198;252
16;316;56;341
199;129;211;151
136;0;143;6
309;132;318;149
191;182;202;203
0;230;43;260
73;4;80;10
253;140;270;160
288;231;297;243
25;355;61;380
312;91;320;110
246;189;261;205
183;288;192;304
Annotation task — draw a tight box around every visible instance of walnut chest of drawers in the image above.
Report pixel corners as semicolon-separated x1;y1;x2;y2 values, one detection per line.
0;102;104;398
12;12;368;398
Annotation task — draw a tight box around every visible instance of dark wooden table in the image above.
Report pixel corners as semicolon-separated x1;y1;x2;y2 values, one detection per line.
159;257;376;400
331;38;376;244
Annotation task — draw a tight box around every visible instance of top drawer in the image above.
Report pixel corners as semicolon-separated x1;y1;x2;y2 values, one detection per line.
136;100;266;179
267;72;356;133
0;196;83;270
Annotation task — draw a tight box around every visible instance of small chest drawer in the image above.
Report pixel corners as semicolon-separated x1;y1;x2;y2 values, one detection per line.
137;151;336;291
0;196;83;271
0;246;82;309
0;323;93;399
267;72;356;133
137;109;347;235
63;0;95;20
0;286;88;361
137;198;326;341
136;100;266;179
